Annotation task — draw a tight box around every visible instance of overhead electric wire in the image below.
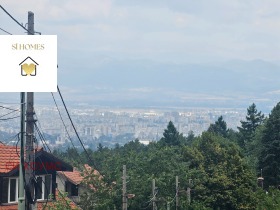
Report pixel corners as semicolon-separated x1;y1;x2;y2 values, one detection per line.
56;86;98;169
167;188;179;205
37;155;72;210
50;93;84;165
0;5;75;207
33;111;52;152
34;97;97;208
32;117;74;209
0;26;12;35
0;101;23;105
0;109;19;119
141;188;159;209
34;124;48;151
0;105;19;112
0;5;34;34
0;115;20;120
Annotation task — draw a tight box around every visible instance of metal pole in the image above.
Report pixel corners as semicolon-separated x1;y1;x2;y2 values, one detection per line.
167;203;170;210
18;92;25;210
187;179;192;205
187;187;191;204
122;165;127;210
176;176;179;210
152;179;156;210
25;11;36;210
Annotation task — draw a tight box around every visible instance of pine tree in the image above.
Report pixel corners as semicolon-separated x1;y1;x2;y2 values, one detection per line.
207;116;228;138
161;121;180;146
259;102;280;187
238;103;264;147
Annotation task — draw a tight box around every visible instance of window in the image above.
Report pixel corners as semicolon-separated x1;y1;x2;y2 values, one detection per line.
9;178;17;202
44;174;51;199
36;175;52;200
1;175;52;204
65;181;78;196
1;177;18;203
71;184;79;196
2;178;9;203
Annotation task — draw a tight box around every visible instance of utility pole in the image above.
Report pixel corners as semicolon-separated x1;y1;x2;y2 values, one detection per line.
187;179;192;205
167;202;170;210
25;11;36;210
152;179;157;210
187;187;191;204
18;93;25;210
122;165;127;210
176;176;179;210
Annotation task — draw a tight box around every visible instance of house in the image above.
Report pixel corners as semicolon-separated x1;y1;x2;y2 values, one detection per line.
0;142;78;209
57;164;100;203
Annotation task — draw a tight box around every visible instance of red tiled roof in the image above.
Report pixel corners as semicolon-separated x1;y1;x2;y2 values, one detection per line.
0;190;79;210
58;169;84;185
0;144;21;174
0;144;44;174
57;164;100;185
0;144;73;174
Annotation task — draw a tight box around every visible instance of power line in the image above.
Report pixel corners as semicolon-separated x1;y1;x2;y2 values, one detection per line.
33;120;77;210
0;115;20;120
56;86;97;169
0;26;12;35
0;109;19;119
50;93;84;165
33;110;53;152
29;115;73;209
34;123;50;152
0;101;23;105
0;105;19;112
0;5;33;34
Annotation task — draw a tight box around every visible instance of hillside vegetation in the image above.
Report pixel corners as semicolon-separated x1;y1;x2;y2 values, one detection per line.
54;103;280;210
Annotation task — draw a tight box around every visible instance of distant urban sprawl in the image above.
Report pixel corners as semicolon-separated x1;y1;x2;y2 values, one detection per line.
0;105;247;150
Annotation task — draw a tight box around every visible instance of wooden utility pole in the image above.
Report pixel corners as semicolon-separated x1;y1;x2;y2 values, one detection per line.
187;187;191;204
176;176;179;210
167;202;170;210
152;179;157;210
187;179;192;204
25;11;36;210
122;165;127;210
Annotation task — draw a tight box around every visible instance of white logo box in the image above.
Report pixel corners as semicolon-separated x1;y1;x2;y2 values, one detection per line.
0;35;57;92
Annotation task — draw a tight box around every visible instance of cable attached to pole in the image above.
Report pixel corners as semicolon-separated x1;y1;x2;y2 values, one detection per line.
56;86;98;169
0;5;34;34
0;26;12;35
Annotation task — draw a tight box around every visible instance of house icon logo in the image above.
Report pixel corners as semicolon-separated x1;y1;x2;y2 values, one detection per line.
19;56;39;76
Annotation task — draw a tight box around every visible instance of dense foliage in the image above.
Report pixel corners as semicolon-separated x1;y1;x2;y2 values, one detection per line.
53;103;280;209
259;102;280;188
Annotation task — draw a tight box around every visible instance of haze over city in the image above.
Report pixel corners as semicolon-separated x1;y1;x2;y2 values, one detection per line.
1;2;280;209
0;0;279;110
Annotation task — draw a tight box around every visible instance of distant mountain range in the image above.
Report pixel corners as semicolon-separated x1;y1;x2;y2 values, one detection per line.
55;58;280;111
1;58;279;111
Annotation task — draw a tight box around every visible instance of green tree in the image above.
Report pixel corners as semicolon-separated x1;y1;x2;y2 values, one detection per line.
259;102;280;187
80;169;119;210
238;103;264;147
47;192;78;210
184;132;256;209
256;187;280;210
185;130;195;145
160;121;181;146
207;116;228;138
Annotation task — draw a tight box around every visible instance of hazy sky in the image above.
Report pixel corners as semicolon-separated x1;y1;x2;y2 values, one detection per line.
1;1;280;109
1;0;279;63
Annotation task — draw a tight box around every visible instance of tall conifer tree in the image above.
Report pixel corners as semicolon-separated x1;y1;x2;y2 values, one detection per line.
238;103;264;147
259;102;280;187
